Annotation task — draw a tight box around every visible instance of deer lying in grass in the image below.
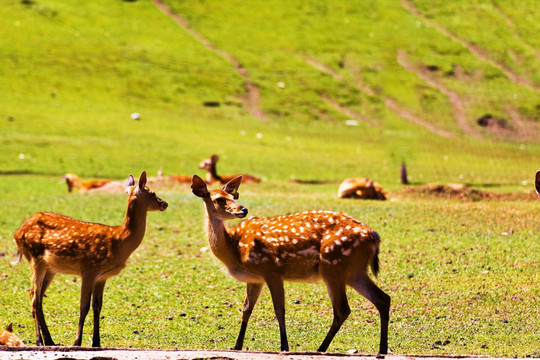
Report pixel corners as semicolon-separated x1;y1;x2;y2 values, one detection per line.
199;154;261;184
13;171;168;347
148;168;192;185
338;177;387;200
535;171;540;198
191;175;390;354
0;323;24;347
62;173;113;193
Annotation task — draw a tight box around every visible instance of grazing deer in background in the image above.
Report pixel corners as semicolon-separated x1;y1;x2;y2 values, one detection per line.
535;171;540;198
62;173;112;193
191;175;390;355
338;177;387;200
13;171;168;347
0;322;24;346
198;154;261;184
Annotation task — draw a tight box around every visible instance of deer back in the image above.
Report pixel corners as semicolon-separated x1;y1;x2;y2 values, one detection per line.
228;211;380;281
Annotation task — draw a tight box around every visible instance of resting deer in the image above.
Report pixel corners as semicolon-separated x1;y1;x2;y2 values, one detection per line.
0;322;24;346
198;154;261;184
535;171;540;198
62;173;112;193
148;168;192;185
191;175;390;354
338;177;387;200
13;171;168;347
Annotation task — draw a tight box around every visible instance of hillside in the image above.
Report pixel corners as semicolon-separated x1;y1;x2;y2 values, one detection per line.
1;0;539;185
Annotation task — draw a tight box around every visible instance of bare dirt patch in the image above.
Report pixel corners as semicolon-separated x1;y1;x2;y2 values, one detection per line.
151;0;266;121
394;183;536;201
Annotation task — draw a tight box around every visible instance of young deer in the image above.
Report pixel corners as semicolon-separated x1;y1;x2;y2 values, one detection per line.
198;154;261;184
191;175;390;354
13;171;168;347
0;322;24;346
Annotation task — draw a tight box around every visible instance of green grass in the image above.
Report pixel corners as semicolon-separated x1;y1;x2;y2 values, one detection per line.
0;0;539;357
1;179;538;357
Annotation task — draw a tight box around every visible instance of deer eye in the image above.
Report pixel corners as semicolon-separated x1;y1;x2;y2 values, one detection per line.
216;198;227;205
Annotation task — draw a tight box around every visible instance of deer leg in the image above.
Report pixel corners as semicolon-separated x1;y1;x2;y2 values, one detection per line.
38;270;56;345
234;282;263;350
318;277;350;352
91;280;106;348
264;274;288;352
74;275;95;346
348;274;391;355
31;261;55;346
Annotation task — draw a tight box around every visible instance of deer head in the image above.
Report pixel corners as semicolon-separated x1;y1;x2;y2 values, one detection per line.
191;174;247;220
126;171;168;212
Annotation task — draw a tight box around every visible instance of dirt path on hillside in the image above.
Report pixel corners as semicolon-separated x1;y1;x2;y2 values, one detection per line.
396;50;477;138
489;0;540;61
0;347;514;360
304;57;453;138
400;0;540;94
151;0;266;121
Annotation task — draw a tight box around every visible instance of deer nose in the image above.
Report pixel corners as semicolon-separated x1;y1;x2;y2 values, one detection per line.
160;201;168;211
238;207;248;218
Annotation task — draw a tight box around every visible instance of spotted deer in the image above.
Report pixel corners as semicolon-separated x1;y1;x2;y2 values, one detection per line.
198;154;261;184
338;177;387;200
12;171;168;347
0;322;24;347
191;175;390;354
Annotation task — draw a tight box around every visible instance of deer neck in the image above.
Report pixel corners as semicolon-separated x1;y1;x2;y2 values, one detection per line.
206;163;224;184
119;199;148;255
72;176;84;190
204;208;239;266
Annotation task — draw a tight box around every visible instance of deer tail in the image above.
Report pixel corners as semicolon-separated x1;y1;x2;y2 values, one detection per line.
11;249;22;266
370;231;381;277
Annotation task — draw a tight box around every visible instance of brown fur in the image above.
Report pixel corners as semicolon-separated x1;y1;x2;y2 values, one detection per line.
13;171;168;347
535;171;540;198
62;173;111;193
198;154;261;184
0;323;24;347
191;175;390;354
338;177;387;200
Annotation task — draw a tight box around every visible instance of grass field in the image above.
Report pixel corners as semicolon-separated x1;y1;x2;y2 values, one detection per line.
0;0;539;357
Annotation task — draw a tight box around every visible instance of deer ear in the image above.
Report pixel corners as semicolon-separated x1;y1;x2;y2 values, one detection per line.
535;170;540;198
223;176;242;199
192;175;210;198
211;154;219;162
139;170;147;190
6;322;13;332
126;174;135;194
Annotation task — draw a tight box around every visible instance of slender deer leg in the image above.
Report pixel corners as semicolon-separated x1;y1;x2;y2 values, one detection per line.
91;281;106;348
318;276;350;352
264;274;288;352
348;274;391;355
234;282;263;350
74;275;95;346
31;261;54;346
38;270;56;346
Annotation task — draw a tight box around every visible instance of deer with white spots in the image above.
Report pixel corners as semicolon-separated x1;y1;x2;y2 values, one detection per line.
0;322;24;347
191;175;390;355
12;171;168;347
